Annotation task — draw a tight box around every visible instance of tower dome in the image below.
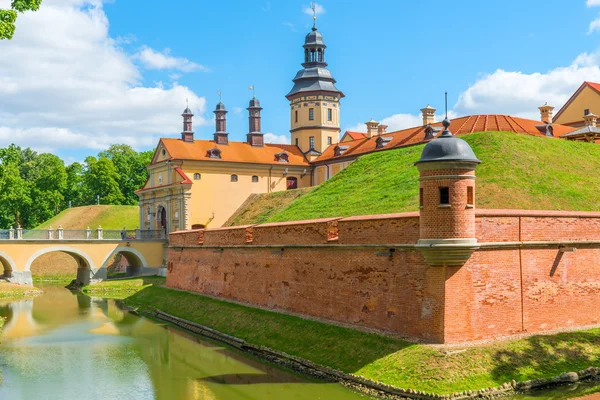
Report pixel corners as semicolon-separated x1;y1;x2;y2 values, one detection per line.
215;101;226;111
416;119;481;164
304;27;325;46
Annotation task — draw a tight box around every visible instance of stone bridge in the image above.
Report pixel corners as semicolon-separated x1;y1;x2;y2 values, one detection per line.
0;227;167;285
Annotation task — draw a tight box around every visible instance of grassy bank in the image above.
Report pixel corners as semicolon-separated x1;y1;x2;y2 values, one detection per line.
233;132;600;224
0;282;42;299
83;276;163;298
36;205;139;230
85;278;600;395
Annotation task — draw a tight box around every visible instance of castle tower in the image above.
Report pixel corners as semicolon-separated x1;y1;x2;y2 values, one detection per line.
287;20;344;155
181;105;194;143
365;119;379;138
414;119;481;266
246;97;264;147
213;101;228;145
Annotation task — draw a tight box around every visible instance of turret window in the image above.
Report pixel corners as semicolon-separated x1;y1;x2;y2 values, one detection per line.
193;173;201;180
295;138;299;146
295;110;298;123
231;174;238;182
327;137;332;145
309;108;314;121
419;188;424;208
309;136;315;149
467;186;474;206
328;108;332;121
439;187;450;205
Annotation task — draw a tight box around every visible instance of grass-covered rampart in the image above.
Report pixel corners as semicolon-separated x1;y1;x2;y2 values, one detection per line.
85;278;600;395
237;132;600;224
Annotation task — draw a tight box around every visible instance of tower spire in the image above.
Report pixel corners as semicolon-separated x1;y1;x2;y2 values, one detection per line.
311;2;317;30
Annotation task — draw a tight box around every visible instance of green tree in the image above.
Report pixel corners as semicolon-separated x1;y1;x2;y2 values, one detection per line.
63;162;85;208
0;0;42;40
83;156;124;205
98;144;151;205
0;162;31;227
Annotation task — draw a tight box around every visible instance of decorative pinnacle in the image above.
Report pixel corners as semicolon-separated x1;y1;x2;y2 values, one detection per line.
311;2;317;30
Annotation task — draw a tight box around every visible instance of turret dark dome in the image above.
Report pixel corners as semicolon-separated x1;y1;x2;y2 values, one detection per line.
416;120;481;164
248;97;261;108
304;28;325;46
182;107;193;115
215;101;226;111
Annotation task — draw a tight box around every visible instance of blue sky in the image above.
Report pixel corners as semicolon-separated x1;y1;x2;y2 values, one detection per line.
2;0;600;161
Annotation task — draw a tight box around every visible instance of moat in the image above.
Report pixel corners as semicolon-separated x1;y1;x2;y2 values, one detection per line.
1;285;600;400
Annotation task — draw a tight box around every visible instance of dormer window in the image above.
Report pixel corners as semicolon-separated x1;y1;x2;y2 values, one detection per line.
334;145;349;156
275;152;289;163
424;124;442;140
545;124;554;137
206;148;222;159
375;136;392;149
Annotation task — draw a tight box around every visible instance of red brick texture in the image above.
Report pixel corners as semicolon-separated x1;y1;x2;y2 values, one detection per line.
168;210;600;343
419;169;476;240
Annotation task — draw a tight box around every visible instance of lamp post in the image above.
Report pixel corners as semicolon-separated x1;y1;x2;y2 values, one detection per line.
96;195;100;205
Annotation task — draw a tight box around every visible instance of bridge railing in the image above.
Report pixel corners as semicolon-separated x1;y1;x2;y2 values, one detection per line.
0;227;165;241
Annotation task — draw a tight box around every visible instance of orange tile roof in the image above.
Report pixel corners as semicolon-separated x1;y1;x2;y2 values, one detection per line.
343;131;368;141
315;114;577;163
159;138;310;166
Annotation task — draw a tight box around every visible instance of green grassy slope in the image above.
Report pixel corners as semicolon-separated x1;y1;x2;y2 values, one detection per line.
225;188;313;226
36;205;139;230
265;132;600;222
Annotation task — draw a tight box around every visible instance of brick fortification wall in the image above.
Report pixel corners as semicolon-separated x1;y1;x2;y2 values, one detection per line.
168;210;600;343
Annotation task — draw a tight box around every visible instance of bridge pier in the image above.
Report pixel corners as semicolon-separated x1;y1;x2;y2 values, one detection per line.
6;270;33;286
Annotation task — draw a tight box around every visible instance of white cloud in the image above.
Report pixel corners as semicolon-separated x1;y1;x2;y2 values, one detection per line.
587;0;600;6
0;0;210;155
303;2;325;16
282;22;296;32
589;17;600;34
346;114;423;133
264;133;290;144
133;46;210;72
453;51;600;119
232;107;243;115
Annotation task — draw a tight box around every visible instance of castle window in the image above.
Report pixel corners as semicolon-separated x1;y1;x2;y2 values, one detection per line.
295;110;298;123
193;173;201;180
295;138;299;146
162;149;166;156
327;137;332;145
206;148;222;159
252;175;259;183
419;188;424;208
275;151;289;163
231;174;238;182
439;187;450;205
309;136;315;149
309;108;314;121
328;108;332;121
467;186;474;206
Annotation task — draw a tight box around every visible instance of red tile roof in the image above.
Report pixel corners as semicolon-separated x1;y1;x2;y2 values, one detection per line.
158;138;310;166
342;131;368;141
315;114;577;163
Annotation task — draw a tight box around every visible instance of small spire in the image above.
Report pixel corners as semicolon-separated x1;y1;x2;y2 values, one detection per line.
311;2;317;30
248;85;255;98
217;90;222;101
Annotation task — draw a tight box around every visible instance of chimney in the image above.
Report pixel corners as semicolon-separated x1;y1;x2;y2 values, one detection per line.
246;97;264;147
538;103;554;123
213;101;229;145
365;119;379;138
377;124;388;136
181;105;194;143
420;105;436;126
584;112;598;128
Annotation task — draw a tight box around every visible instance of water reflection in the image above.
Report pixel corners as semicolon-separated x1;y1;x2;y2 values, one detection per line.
0;286;368;400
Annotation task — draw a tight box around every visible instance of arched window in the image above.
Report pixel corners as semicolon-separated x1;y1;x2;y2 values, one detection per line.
231;174;238;182
193;173;201;180
252;176;259;183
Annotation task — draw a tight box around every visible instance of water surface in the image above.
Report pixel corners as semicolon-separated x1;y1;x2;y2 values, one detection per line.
0;286;368;400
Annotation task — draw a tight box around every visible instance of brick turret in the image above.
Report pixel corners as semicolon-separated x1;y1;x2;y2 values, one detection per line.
246;97;264;147
181;106;194;143
213;101;228;145
414;118;481;266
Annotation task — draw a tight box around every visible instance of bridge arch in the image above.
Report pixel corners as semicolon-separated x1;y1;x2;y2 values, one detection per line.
0;250;17;279
24;246;96;285
101;247;149;277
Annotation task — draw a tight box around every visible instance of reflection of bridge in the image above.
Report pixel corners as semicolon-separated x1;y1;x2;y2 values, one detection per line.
0;228;167;285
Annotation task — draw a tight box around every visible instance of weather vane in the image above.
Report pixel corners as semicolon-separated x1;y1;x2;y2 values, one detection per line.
312;2;317;28
186;97;189;108
248;85;255;98
217;90;222;101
